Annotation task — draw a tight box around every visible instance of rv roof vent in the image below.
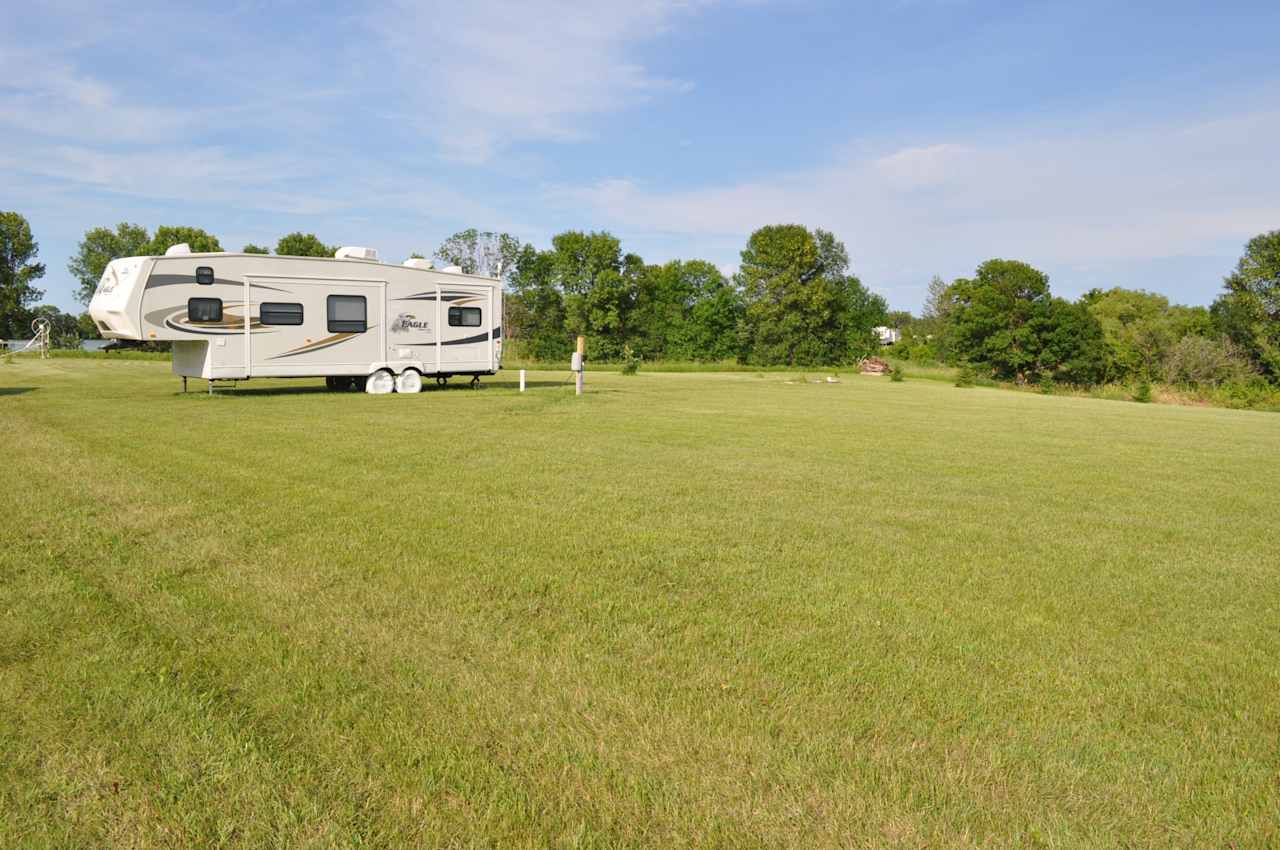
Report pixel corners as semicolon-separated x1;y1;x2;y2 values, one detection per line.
165;243;192;256
334;246;379;261
402;258;434;270
441;264;464;274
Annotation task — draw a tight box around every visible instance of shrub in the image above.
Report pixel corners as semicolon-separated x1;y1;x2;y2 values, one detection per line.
1038;374;1055;394
889;366;905;382
955;364;976;388
1161;335;1254;386
1133;381;1152;403
1212;377;1280;410
620;345;641;376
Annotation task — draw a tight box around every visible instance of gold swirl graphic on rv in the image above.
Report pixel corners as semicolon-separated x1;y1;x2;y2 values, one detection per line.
151;303;268;335
267;329;377;359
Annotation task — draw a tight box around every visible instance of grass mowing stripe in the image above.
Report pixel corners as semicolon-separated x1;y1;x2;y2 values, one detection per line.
0;403;598;847
0;411;359;846
4;383;749;847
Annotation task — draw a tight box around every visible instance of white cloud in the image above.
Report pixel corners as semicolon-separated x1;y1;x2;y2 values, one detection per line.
553;101;1280;306
873;143;974;190
0;49;196;142
374;0;717;162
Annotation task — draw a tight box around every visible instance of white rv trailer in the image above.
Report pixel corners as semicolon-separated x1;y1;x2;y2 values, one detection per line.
88;245;502;393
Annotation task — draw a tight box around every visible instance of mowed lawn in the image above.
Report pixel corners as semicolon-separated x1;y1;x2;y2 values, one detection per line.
1;358;1277;849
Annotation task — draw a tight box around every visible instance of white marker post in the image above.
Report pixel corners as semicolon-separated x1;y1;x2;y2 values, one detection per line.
572;335;585;396
519;369;526;392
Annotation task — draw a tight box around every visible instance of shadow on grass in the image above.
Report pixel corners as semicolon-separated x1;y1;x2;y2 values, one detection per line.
483;380;571;390
0;387;38;396
178;383;331;398
178;379;576;397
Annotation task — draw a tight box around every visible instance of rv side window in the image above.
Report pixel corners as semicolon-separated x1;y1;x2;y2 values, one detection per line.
195;266;214;285
327;295;367;333
188;297;223;323
448;306;482;327
260;302;303;326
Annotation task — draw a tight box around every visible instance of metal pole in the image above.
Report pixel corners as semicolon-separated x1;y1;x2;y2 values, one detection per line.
519;369;526;392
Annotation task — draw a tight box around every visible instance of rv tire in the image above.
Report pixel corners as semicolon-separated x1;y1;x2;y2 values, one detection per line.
365;369;395;395
395;369;423;394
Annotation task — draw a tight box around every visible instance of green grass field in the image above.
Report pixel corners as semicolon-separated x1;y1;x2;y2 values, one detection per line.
2;358;1277;848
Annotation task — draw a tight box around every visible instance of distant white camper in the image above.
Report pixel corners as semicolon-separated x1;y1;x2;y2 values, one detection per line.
88;244;502;393
873;326;901;346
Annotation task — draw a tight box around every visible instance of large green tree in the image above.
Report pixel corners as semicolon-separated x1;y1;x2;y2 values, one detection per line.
948;259;1109;384
1040;298;1108;385
635;260;742;361
507;231;640;361
68;222;150;305
557;234;641;361
0;211;46;338
507;230;669;361
948;259;1057;381
1212;230;1280;378
846;279;889;360
546;231;625;297
508;244;569;360
434;229;523;280
275;232;334;258
148;226;221;255
737;225;865;366
685;263;743;362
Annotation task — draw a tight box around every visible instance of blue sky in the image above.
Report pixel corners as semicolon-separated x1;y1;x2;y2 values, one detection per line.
5;0;1279;312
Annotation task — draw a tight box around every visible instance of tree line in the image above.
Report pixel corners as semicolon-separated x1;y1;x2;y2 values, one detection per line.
501;224;889;364
2;208;1277;393
890;230;1280;391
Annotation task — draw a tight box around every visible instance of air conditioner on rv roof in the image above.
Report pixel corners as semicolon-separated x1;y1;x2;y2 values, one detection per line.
334;246;379;261
402;258;434;270
165;243;191;256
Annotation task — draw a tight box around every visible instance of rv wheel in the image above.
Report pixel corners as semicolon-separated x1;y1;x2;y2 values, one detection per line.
365;369;395;395
395;369;422;394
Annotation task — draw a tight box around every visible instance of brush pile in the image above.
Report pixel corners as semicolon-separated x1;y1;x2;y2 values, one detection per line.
860;357;892;375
